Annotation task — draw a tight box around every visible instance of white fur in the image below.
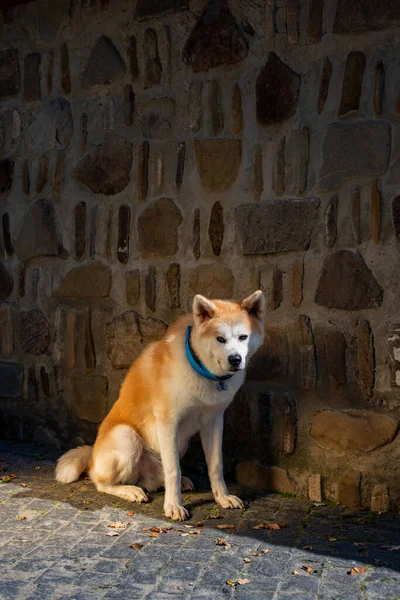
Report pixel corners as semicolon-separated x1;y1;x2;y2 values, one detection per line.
55;445;92;484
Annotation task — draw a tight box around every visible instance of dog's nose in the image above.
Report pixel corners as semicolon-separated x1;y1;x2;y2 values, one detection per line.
228;354;242;368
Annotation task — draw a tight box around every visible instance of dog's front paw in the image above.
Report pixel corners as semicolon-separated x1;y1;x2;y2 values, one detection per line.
164;502;190;521
216;494;244;509
181;476;195;491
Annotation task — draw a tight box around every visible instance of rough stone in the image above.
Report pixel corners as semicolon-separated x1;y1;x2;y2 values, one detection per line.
25;98;73;154
126;270;141;305
274;137;286;194
232;83;243;134
145;266;156;312
209;201;224;257
72;374;108;423
296;315;317;391
36;155;49;194
235;461;295;494
139;97;175;140
308;0;323;42
81;36;126;88
14;199;66;261
310;409;398;455
2;213;13;257
22;160;30;196
325;194;338;249
138;141;149;202
74;135;133;195
317;58;332;114
0;159;14;199
190;263;234;299
53;153;64;197
0;49;20;99
176;142;186;190
144;29;162;88
60;43;71;95
318;121;391;191
315;250;383;310
106;311;167;369
357;320;375;398
195;139;242;192
124;84;135;126
56;262;111;298
370;179;381;244
309;474;322;502
0;306;13;356
117;205;130;265
24;53;41;102
37;0;70;44
65;311;76;370
128;36;139;80
325;330;347;389
338;52;366;117
75;202;86;260
193;208;201;260
166;263;180;309
33;426;60;448
136;0;187;18
334;0;400;34
299;126;310;194
256;52;300;125
183;0;248;72
0;362;22;398
40;366;50;397
370;483;389;513
210;79;223;135
338;472;361;508
253;145;263;202
138;198;183;258
374;62;385;116
20;308;50;356
292;260;303;308
236;198;319;255
187;80;203;132
388;325;400;387
247;324;289;381
271;268;283;311
351;186;361;244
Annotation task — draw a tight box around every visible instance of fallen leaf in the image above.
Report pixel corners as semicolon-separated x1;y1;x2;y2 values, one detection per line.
148;532;159;538
302;565;313;573
216;524;235;532
252;552;260;557
243;558;251;563
161;527;174;533
348;567;367;576
261;549;271;554
10;474;17;478
107;521;130;529
189;529;201;535
216;537;228;546
195;521;204;527
20;483;28;488
278;522;288;528
143;527;151;531
130;543;143;550
237;578;251;585
34;466;41;470
267;523;281;530
0;476;11;483
180;533;190;537
83;500;92;505
292;570;300;575
226;579;235;586
151;526;161;533
127;511;135;517
303;546;313;550
16;516;26;521
328;536;337;542
105;531;119;537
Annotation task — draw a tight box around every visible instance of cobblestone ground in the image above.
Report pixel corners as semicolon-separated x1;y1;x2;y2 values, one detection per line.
0;442;399;600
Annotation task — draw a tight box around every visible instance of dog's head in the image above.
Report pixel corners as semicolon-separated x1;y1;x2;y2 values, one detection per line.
191;291;265;377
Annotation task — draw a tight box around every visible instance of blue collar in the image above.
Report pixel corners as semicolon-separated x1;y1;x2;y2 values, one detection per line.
185;326;233;391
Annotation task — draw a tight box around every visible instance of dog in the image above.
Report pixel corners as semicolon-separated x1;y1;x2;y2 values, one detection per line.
56;290;265;521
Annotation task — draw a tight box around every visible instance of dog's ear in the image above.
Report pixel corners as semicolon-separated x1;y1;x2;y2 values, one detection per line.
193;294;217;323
242;290;265;320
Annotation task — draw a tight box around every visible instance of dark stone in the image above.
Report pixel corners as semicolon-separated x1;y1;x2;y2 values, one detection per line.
36;155;49;194
138;141;149;202
351;186;361;244
271;267;283;311
190;263;234;298
40;366;51;397
139;97;175;139
14;198;66;261
55;261;112;298
325;194;338;249
84;308;96;371
24;53;41;102
72;374;108;423
338;52;366;117
308;0;323;42
210;79;223;135
166;263;180;309
138;198;183;258
292;259;303;307
19;265;25;298
209;201;224;257
124;84;135;127
146;266;157;312
247;325;289;380
82;37;125;88
136;0;187;18
370;179;381;245
0;262;13;303
25;98;73;154
334;0;400;34
80;113;88;153
0;159;14;199
176;142;186;190
187;81;203;132
126;270;141;305
117;205;130;264
236;198;320;255
357;320;375;398
60;43;71;94
0;362;22;398
20;308;50;355
318;121;391;191
392;196;400;244
317;58;332;114
374;62;385;116
23;160;30;196
299;126;310;194
256;52;300;125
195;139;242;192
315;250;384;310
193;208;200;260
73;135;133;195
232;83;243;134
47;50;54;95
274;136;286;194
28;365;38;404
0;49;20;99
2;213;13;256
75;202;86;260
325;330;347;388
144;29;162;89
253;144;263;202
53;153;65;198
183;0;248;72
89;205;97;257
128;36;139;80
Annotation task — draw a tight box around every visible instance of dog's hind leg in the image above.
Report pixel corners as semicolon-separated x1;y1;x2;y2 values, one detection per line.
89;424;148;503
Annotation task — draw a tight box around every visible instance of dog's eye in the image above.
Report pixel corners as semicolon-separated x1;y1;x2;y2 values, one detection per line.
216;336;226;344
239;335;248;341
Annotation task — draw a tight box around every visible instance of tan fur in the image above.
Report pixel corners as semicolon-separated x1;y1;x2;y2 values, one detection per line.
56;292;265;520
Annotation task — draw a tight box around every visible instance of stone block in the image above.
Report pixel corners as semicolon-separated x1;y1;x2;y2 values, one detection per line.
0;306;13;356
318;121;391;191
338;52;365;117
139;98;175;140
236;198;319;255
145;266;156;312
72;374;108;423
136;0;188;18
210;79;223;135
231;84;243;134
235;461;295;494
166;263;180;309
190;263;234;299
334;0;400;34
208;201;224;257
195;139;242;193
138;198;183;258
117;205;130;265
309;474;322;502
370;483;389;513
356;320;375;398
14;199;66;261
325;195;338;249
325;330;347;389
144;29;161;88
24;53;41;102
193;209;200;260
0;49;20;99
0;262;13;302
25;98;73;154
0;361;22;398
55;262;111;299
247;325;289;380
315;251;383;310
126;270;141;305
82;36;125;88
317;58;332;114
20;308;50;356
310;409;398;455
338;472;360;508
392;196;400;244
388;324;400;387
292;260;303;308
0;159;14;199
256;52;300;125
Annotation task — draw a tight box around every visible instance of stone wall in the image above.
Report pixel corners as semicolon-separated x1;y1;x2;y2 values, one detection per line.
1;0;400;512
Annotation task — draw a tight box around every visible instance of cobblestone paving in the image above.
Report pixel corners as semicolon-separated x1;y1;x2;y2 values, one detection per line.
0;441;399;600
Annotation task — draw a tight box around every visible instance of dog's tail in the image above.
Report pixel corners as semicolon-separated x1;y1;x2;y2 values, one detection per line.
55;445;92;484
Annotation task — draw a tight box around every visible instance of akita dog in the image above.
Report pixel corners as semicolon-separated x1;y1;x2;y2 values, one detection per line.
56;291;265;521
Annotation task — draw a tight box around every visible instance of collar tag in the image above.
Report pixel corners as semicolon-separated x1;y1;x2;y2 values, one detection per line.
217;382;228;392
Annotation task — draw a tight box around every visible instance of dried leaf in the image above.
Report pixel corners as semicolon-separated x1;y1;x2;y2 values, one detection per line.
130;543;143;550
180;533;190;537
10;474;17;478
266;523;281;530
127;511;135;517
253;522;267;530
328;536;337;542
303;545;313;550
349;567;367;576
143;527;151;531
252;552;260;556
226;579;235;586
189;529;201;535
216;537;228;546
302;565;313;573
34;466;41;470
216;524;235;532
195;521;204;527
261;549;271;554
0;476;11;483
243;558;251;563
237;578;251;585
292;570;300;575
151;526;161;533
278;522;288;528
161;527;173;533
105;531;119;537
107;521;130;529
148;532;159;538
16;515;26;521
20;483;28;488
